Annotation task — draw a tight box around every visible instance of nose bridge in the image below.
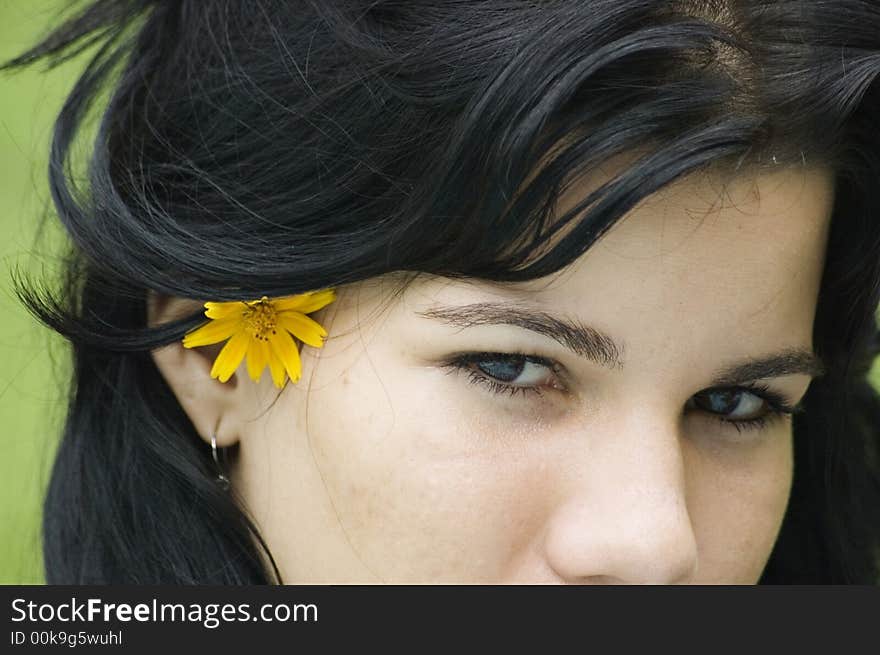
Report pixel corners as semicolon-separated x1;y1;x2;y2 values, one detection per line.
543;408;699;584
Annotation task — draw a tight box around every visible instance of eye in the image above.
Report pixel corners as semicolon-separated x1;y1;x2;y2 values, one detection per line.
686;385;798;433
691;388;765;419
475;356;552;386
444;352;562;397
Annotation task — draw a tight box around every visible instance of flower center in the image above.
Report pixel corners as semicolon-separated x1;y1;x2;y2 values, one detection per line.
242;297;278;342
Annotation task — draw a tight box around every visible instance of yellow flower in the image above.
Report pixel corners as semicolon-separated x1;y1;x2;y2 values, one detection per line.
182;289;336;388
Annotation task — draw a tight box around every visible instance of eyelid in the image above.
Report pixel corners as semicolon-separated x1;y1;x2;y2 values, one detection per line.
447;351;558;370
687;383;803;436
713;382;801;415
442;351;567;393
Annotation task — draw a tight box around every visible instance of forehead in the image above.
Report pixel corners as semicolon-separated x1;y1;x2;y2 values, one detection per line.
518;165;832;347
407;164;834;370
554;165;831;287
582;164;833;270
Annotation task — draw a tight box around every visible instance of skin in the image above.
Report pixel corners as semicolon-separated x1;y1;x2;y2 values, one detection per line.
152;162;835;583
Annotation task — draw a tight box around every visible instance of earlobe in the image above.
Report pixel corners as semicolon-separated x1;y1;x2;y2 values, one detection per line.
147;292;256;449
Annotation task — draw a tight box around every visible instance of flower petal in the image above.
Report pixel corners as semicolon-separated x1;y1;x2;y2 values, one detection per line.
274;289;336;315
210;330;250;382
268;328;302;383
245;337;270;382
277;311;327;348
268;353;286;388
204;301;246;320
182;316;240;348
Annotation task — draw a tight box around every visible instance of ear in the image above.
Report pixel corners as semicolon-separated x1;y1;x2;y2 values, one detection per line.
147;292;274;448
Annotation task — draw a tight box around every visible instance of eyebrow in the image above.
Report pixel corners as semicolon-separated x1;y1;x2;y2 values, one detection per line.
417;302;826;382
709;350;825;387
417;302;624;369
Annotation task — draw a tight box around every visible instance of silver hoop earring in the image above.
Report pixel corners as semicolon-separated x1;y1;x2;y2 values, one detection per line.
210;431;231;490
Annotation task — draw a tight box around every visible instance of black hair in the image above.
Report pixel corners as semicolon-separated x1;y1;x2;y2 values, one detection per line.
3;0;879;583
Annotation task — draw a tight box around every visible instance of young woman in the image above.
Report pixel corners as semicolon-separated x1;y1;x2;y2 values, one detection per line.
5;0;880;584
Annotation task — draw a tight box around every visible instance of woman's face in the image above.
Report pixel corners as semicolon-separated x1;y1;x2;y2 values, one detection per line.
160;164;835;583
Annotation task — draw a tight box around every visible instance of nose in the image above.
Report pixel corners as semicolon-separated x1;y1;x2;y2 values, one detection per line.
542;411;699;584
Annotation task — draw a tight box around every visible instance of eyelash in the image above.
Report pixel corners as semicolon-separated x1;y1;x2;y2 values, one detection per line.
444;352;559;398
699;382;797;433
444;352;800;433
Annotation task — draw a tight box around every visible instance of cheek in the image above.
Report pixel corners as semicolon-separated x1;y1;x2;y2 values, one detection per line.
686;426;794;583
299;350;556;582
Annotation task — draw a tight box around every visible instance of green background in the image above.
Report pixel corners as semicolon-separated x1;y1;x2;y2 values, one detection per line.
1;1;83;584
1;3;879;585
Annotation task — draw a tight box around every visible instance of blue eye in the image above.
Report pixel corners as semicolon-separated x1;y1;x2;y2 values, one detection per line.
692;388;766;419
446;352;560;397
474;356;555;387
687;385;798;433
475;357;525;382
